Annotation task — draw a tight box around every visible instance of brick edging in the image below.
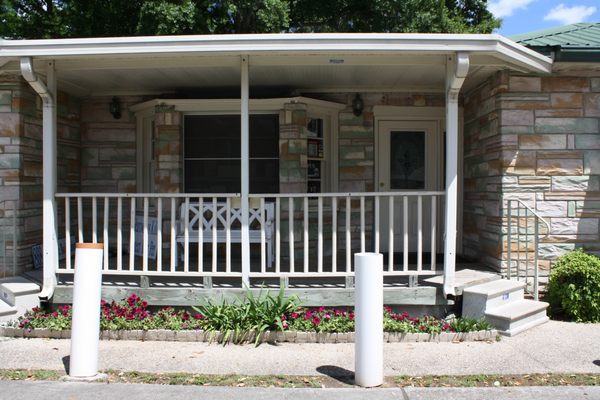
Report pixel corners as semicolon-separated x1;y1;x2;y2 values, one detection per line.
0;327;497;343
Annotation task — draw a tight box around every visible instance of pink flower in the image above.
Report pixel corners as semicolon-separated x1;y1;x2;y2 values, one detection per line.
193;313;204;320
181;312;190;321
290;312;299;320
312;317;321;326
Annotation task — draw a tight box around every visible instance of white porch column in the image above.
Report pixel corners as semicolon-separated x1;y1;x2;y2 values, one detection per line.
240;56;250;286
20;58;58;300
443;53;469;297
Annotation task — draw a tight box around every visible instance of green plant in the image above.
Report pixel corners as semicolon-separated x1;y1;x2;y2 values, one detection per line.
192;287;299;345
448;317;493;332
546;249;600;322
17;305;72;331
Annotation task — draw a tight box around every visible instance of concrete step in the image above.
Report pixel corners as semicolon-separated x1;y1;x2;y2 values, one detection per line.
424;268;501;295
462;279;526;319
0;299;17;323
485;299;549;336
0;276;40;317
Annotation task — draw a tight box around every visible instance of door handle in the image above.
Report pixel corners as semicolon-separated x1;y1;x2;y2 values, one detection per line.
379;182;385;188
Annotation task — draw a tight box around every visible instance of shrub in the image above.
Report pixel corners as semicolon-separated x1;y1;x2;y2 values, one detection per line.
546;249;600;322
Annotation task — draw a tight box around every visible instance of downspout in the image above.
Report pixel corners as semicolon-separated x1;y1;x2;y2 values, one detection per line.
20;57;58;301
443;52;469;298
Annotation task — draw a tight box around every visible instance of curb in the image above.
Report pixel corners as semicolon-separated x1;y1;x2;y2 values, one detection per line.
0;327;497;343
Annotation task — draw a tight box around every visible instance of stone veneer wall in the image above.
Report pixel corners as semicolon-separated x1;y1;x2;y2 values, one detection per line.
154;108;183;193
80;96;144;193
463;71;600;272
0;73;80;276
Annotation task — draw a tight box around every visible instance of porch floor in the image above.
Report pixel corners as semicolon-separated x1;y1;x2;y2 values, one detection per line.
25;261;499;308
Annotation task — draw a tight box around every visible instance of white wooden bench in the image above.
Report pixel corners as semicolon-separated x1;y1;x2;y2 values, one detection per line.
175;201;275;268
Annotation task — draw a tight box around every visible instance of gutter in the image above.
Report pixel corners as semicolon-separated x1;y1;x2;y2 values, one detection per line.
20;57;58;301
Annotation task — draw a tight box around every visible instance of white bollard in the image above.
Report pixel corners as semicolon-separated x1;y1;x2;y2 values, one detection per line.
69;243;104;378
354;252;384;387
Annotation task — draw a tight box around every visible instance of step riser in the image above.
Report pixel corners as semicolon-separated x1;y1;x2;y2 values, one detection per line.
0;287;16;307
486;309;548;336
11;294;39;316
463;289;525;319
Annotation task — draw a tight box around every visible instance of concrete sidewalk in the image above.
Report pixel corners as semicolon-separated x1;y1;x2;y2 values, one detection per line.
1;321;599;376
1;381;599;400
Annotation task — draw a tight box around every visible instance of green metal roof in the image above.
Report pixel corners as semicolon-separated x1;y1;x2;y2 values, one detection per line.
511;23;600;47
510;23;600;62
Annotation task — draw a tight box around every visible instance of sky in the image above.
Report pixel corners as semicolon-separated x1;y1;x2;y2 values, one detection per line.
489;0;599;37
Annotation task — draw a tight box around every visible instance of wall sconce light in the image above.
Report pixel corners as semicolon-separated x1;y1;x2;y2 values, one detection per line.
352;93;364;117
109;97;121;119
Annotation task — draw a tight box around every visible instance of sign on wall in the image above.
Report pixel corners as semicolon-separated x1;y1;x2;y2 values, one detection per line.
32;236;74;269
134;215;158;260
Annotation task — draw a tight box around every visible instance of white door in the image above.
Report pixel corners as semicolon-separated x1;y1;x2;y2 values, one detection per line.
377;120;443;256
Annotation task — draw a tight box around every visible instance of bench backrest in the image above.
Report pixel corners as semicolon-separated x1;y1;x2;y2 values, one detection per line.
179;201;274;233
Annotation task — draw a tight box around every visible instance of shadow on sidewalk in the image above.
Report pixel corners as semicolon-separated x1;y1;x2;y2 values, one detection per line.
316;365;355;385
62;356;70;375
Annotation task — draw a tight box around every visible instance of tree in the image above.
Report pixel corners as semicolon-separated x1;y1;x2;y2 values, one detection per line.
288;0;499;33
0;0;67;39
0;0;500;39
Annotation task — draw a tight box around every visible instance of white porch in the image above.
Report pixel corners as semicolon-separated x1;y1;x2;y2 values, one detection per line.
0;33;552;303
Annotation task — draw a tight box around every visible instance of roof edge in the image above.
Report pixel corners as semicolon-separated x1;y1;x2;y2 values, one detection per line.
0;33;552;74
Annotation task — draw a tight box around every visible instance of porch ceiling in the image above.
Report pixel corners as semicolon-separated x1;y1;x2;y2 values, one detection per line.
0;33;552;97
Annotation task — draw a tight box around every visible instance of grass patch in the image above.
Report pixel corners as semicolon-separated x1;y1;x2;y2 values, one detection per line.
0;369;598;388
0;369;62;381
395;374;600;387
107;370;323;388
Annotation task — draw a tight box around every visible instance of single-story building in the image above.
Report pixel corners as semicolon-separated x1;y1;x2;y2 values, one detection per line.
0;23;598;308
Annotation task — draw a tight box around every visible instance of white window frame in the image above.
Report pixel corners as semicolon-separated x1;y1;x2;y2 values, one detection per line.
132;97;345;194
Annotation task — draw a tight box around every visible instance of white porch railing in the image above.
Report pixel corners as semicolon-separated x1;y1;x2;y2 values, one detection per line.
55;191;445;282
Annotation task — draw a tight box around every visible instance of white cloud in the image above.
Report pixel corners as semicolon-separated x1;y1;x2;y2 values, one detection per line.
489;0;537;18
543;4;597;25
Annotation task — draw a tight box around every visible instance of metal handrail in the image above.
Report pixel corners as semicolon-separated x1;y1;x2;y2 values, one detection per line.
507;199;551;233
506;198;550;301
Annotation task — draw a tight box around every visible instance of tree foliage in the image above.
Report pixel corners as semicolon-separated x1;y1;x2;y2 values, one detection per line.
0;0;500;39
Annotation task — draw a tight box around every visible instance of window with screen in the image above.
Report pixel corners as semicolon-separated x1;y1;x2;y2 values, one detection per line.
184;114;279;193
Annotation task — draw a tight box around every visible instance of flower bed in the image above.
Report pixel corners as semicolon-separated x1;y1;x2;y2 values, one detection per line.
2;293;496;344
